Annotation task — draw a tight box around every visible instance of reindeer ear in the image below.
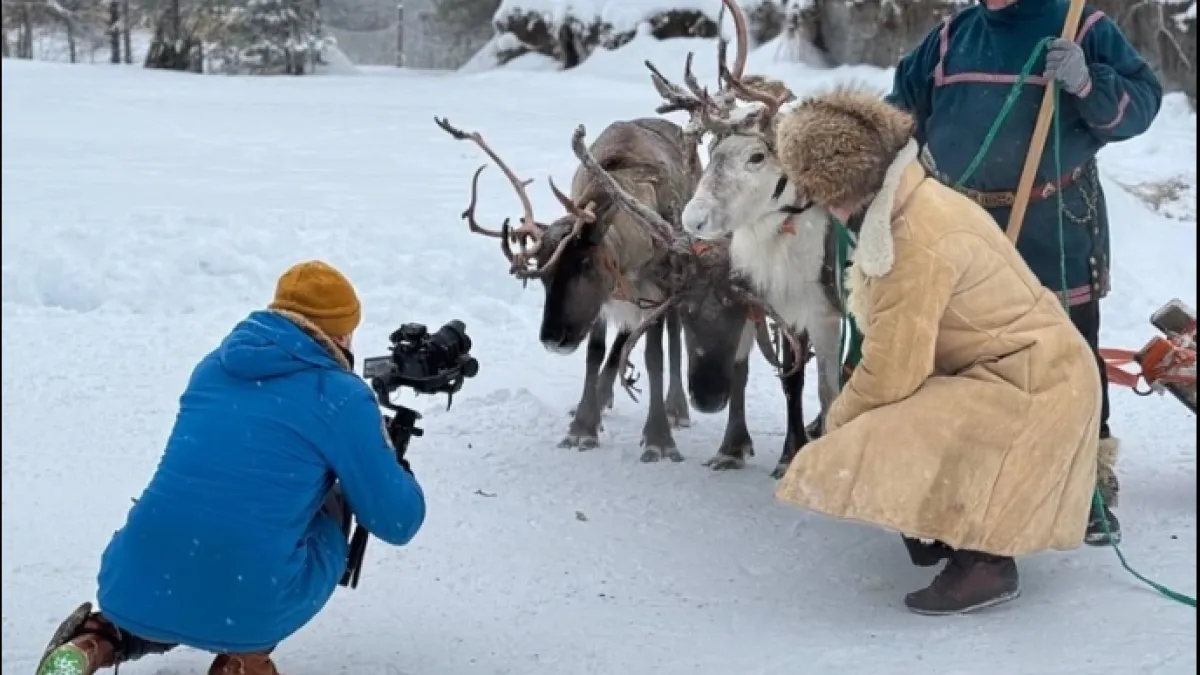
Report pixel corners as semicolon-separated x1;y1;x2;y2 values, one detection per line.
731;107;767;135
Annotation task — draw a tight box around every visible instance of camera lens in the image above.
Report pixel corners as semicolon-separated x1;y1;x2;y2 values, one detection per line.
460;357;480;379
431;320;471;358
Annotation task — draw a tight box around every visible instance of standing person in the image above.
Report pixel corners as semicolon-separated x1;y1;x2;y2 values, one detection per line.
885;0;1164;545
772;87;1103;615
36;261;427;675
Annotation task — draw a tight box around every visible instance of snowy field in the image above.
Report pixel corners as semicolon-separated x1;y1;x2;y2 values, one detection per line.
2;35;1197;675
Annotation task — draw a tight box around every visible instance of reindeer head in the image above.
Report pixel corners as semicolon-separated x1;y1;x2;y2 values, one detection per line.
644;0;801;242
529;198;620;353
434;117;643;354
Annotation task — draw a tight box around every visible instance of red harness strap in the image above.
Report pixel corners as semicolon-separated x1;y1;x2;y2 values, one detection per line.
1100;321;1196;392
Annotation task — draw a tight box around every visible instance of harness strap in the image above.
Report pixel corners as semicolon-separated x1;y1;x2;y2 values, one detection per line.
919;145;1088;208
597;247;634;303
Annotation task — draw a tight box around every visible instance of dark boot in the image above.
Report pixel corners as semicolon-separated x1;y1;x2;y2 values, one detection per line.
36;603;119;675
904;550;1021;615
209;652;281;675
1085;500;1122;546
1085;436;1122;546
902;536;954;567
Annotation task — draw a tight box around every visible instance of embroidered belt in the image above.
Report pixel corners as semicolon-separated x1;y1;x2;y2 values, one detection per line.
919;146;1087;209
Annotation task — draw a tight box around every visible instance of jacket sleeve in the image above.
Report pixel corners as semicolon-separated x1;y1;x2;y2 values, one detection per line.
1073;12;1163;142
885;20;942;147
322;385;427;546
825;244;959;432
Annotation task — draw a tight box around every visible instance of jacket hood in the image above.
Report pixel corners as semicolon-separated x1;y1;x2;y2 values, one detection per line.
218;310;350;381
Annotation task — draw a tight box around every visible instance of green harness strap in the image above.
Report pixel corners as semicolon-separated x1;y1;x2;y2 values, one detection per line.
831;36;1195;608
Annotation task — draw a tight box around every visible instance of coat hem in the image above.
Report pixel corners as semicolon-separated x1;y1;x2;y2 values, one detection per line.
99;608;285;655
772;494;1085;559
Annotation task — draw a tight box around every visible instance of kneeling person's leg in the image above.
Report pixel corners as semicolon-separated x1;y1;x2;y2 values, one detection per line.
37;602;177;675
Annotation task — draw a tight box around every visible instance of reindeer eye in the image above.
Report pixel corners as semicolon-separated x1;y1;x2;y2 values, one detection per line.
748;152;766;164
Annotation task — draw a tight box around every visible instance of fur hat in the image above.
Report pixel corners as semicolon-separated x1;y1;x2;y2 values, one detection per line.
775;86;916;209
268;260;362;338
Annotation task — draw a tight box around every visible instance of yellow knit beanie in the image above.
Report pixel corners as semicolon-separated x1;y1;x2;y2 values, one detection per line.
268;260;362;338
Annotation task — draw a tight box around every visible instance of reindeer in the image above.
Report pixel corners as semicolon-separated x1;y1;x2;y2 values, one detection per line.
434;116;790;464
644;0;845;478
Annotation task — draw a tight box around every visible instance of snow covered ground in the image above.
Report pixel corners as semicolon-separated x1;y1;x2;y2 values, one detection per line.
2;36;1196;675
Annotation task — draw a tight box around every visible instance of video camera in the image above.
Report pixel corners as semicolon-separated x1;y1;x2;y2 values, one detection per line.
361;320;480;404
339;320;479;589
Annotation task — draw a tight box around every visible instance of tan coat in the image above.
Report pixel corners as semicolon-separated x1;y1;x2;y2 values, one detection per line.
775;146;1102;558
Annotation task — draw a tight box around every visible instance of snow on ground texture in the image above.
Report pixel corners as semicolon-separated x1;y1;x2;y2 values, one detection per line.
2;38;1196;675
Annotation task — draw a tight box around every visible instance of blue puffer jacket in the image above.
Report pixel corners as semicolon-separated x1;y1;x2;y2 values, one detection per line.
97;310;426;654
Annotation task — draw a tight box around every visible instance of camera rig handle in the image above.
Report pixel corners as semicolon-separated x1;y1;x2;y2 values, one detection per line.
340;402;423;590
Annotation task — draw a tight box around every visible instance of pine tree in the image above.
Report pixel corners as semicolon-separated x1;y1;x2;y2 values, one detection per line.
204;0;332;74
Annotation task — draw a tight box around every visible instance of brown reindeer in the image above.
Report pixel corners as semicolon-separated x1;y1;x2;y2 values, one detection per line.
435;116;794;464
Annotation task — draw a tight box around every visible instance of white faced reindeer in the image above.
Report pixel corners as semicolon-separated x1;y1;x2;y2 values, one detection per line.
434;117;792;464
645;0;845;478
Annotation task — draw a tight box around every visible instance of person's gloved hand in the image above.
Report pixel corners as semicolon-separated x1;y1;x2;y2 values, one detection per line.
1044;38;1092;97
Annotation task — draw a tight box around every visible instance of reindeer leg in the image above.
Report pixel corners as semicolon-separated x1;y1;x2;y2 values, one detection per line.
597;328;629;411
664;307;691;429
809;312;846;439
704;333;754;471
639;315;682;463
560;320;607;450
771;330;810;480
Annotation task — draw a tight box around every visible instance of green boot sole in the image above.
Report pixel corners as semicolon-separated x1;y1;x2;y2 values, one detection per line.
35;644;90;675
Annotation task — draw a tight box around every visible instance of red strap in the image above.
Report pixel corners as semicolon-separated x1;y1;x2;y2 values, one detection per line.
1100;348;1142;389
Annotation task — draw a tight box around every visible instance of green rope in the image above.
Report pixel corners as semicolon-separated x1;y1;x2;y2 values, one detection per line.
830;36;1195;608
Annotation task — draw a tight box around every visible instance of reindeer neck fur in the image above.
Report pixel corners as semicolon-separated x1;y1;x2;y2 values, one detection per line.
727;181;833;324
589;175;677;330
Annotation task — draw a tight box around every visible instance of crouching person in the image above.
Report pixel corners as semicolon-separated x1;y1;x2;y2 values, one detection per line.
36;260;427;675
772;89;1102;615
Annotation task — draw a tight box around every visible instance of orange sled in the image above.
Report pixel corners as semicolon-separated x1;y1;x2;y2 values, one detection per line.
1101;299;1196;414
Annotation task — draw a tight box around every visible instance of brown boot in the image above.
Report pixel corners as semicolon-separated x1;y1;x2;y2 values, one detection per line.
903;550;1020;615
209;652;281;675
35;603;119;675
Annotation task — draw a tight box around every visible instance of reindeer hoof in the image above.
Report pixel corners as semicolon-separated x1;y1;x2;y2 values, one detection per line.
639;445;683;463
640;448;662;463
770;461;791;480
559;433;600;450
703;454;747;471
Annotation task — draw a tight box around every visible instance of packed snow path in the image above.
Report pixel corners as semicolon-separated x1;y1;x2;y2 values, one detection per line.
2;39;1196;675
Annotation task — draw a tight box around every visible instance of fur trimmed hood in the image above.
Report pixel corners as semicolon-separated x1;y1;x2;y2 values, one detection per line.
775;87;916;212
271;309;353;370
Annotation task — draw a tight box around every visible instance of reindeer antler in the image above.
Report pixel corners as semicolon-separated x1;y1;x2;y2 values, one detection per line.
569;125;689;256
728;284;804;377
434;116;545;275
644;0;750;144
615;297;680;401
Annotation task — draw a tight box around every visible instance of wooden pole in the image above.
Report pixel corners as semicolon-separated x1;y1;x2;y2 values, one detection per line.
1005;0;1088;246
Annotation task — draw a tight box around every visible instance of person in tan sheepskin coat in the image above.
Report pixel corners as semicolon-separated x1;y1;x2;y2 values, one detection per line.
771;87;1103;615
